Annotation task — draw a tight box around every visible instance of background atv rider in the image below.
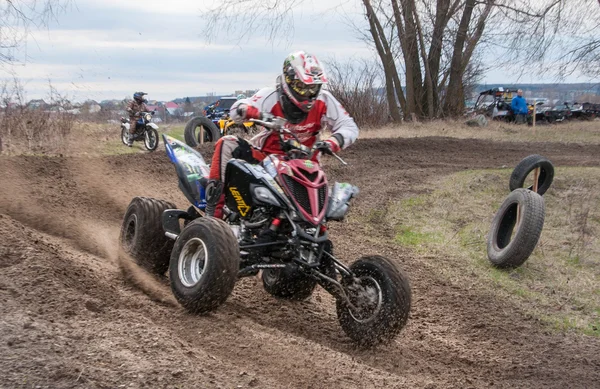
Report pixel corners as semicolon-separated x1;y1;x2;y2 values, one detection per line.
205;50;360;221
126;92;149;147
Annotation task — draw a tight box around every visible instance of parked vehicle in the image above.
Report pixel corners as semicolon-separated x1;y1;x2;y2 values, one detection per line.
472;87;519;122
566;102;600;120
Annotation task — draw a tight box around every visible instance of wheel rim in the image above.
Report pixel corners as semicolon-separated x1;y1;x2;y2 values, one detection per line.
178;238;208;287
145;131;157;149
347;276;383;323
123;214;137;248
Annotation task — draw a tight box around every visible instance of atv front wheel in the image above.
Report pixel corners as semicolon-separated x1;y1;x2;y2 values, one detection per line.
336;255;411;347
169;217;239;313
120;197;176;275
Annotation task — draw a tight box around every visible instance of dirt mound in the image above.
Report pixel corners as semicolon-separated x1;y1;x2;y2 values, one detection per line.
1;137;600;388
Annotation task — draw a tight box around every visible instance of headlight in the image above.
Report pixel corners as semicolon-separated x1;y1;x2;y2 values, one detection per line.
252;186;281;207
145;113;152;122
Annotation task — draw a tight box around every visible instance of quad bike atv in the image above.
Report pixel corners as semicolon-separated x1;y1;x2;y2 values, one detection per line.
120;110;160;151
120;116;412;347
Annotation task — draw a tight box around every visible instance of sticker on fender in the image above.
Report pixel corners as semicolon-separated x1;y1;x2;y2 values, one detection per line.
229;187;251;217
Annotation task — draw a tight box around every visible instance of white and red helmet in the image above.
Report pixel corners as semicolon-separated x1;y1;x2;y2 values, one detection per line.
280;51;328;112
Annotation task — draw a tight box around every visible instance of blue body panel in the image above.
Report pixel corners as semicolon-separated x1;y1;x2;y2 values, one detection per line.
162;134;209;210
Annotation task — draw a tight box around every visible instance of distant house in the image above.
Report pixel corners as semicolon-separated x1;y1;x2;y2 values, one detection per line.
27;99;48;110
164;101;180;115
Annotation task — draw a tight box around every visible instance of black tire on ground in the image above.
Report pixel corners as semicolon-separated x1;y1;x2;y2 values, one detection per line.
262;263;317;300
144;128;159;151
487;188;545;268
336;255;411;348
261;241;335;300
184;116;221;147
120;197;177;275
509;154;554;196
169;217;239;313
121;127;129;145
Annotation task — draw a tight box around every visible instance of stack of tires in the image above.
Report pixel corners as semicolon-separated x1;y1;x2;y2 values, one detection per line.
487;155;554;268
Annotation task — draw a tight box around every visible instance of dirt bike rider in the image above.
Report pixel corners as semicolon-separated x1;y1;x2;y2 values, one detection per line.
125;92;149;147
205;51;359;218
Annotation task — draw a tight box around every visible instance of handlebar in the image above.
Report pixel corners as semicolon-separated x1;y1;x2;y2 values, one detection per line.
249;117;348;165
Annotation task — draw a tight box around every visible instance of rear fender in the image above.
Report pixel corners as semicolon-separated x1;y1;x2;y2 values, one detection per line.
163;134;210;209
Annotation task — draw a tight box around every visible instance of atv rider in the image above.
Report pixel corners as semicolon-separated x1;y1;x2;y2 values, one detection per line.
126;92;149;146
205;51;359;218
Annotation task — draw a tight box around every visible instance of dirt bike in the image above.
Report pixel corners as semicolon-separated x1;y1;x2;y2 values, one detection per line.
120;110;159;151
119;116;411;347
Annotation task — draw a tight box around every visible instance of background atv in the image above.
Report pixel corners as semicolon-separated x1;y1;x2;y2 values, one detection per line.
472;87;520;122
120;119;412;347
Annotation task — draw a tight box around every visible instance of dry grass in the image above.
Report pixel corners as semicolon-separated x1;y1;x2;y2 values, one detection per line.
381;167;600;336
64;122;186;156
359;119;600;144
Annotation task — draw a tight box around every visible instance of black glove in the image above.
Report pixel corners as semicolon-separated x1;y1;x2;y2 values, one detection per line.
314;141;333;155
232;137;259;164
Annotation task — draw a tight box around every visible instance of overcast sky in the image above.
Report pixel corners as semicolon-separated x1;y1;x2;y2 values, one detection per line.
0;0;594;102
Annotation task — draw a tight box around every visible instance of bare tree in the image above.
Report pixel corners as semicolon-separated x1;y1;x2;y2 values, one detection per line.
201;0;596;120
1;0;71;64
325;57;389;126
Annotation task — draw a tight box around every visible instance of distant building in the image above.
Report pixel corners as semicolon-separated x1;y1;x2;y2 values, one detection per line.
27;99;48;110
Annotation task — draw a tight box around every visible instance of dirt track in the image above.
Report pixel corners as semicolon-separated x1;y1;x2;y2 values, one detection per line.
1;137;600;388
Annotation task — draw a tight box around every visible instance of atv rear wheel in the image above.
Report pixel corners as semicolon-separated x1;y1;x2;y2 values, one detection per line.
336;255;411;347
120;197;176;275
169;217;239;314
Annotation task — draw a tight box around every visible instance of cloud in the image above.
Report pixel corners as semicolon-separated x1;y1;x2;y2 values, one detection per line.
1;0;374;101
1;0;593;102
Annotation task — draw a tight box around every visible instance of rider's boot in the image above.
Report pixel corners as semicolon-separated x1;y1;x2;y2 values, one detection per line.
127;132;134;147
205;179;224;218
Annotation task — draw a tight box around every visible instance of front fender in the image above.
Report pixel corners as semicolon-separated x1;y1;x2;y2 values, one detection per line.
146;123;159;129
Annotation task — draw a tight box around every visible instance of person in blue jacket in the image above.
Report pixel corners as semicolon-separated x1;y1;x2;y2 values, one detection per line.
511;89;528;124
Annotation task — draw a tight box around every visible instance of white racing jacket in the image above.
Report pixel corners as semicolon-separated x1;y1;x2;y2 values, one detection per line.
230;87;359;155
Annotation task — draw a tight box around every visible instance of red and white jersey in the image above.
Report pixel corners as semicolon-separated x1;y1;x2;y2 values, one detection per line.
230;87;359;155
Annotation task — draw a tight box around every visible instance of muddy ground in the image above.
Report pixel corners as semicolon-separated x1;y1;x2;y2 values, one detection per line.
1;137;600;388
